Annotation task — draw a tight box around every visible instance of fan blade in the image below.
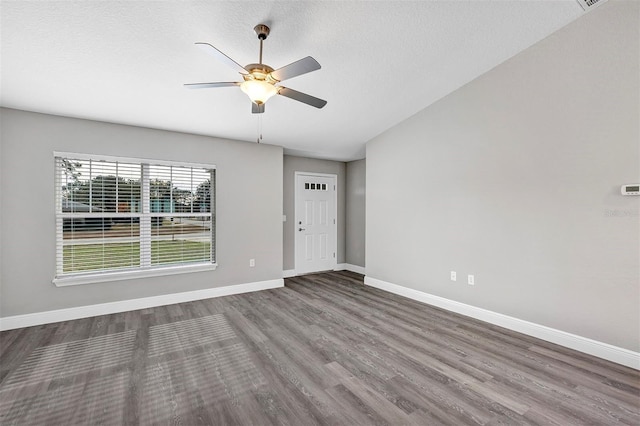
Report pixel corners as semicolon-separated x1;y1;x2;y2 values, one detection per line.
278;87;327;109
184;82;241;89
195;42;247;75
252;103;265;114
270;56;320;82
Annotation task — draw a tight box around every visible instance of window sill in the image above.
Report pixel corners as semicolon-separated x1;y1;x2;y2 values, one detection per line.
53;263;218;287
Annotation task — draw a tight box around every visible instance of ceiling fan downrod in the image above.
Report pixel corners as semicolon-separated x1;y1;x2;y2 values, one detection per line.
254;24;270;65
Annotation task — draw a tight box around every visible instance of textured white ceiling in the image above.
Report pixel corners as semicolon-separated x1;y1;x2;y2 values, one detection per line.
1;1;584;161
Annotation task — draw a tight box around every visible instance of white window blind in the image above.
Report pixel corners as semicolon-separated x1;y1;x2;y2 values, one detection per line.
55;154;215;280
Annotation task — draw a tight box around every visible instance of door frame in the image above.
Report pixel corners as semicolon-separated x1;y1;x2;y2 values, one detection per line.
294;171;338;275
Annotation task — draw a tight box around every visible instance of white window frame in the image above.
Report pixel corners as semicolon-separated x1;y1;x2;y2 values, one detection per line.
53;152;217;287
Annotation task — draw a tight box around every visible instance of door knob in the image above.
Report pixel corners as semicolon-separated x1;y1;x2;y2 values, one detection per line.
298;227;306;231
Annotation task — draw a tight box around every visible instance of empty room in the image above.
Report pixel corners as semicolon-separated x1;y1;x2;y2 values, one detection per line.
1;0;638;424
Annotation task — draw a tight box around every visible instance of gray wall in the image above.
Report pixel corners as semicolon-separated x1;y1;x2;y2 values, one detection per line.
346;159;366;268
283;155;346;271
366;1;639;351
0;108;283;317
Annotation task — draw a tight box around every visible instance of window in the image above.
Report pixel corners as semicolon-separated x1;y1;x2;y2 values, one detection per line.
54;153;216;285
304;182;327;191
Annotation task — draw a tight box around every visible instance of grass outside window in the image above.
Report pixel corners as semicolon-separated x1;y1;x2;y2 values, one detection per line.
63;241;212;273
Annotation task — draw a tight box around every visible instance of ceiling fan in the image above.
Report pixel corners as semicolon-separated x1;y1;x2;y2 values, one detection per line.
185;24;327;114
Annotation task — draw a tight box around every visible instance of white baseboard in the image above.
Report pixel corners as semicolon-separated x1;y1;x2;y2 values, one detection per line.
364;276;639;370
0;278;284;331
283;269;296;278
335;263;365;275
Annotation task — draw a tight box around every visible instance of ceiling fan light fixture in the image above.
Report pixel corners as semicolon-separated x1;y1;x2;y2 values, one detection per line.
240;79;278;105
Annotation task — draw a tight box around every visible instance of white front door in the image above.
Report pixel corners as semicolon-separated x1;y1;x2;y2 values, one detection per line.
295;173;337;275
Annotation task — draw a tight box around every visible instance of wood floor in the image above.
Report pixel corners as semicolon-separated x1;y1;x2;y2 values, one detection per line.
1;271;638;425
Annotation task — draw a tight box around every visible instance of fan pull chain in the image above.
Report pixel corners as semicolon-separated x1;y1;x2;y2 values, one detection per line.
257;113;263;143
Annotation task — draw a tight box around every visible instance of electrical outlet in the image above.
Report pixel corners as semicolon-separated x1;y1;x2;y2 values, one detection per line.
450;271;456;281
249;259;255;267
468;275;474;285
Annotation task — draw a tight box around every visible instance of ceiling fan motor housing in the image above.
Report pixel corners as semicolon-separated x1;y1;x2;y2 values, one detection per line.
243;64;278;84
